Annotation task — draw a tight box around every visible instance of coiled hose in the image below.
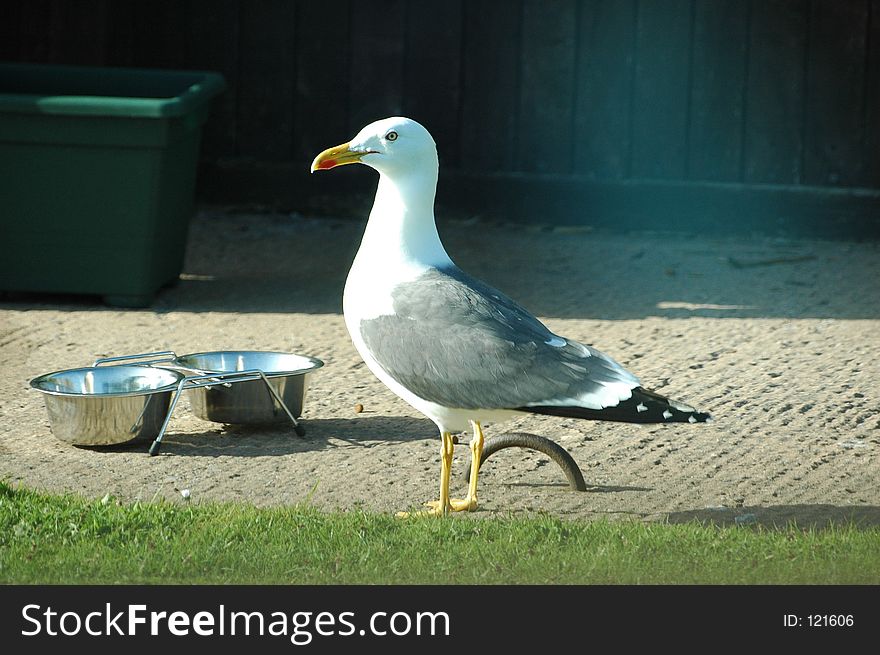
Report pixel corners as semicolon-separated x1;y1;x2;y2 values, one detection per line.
463;431;587;491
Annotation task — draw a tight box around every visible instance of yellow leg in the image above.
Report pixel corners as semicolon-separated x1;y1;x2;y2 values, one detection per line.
449;420;485;511
424;421;484;514
437;430;454;515
397;431;455;517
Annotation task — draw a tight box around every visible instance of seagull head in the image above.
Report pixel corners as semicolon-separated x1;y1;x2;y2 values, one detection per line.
310;116;437;177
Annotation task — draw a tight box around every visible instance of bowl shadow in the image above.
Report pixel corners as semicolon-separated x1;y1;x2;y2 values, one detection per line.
157;415;437;457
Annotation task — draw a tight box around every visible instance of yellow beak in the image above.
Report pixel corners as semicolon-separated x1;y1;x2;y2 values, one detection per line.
310;142;368;173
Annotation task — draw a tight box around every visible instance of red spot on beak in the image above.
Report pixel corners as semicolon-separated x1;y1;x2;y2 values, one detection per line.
319;159;337;169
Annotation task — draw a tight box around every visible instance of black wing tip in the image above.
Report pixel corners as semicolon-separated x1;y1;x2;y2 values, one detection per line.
520;387;713;425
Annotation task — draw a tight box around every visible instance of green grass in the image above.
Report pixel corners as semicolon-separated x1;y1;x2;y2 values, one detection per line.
1;482;878;584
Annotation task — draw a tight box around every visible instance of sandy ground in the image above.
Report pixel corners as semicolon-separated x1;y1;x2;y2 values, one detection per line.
1;208;878;528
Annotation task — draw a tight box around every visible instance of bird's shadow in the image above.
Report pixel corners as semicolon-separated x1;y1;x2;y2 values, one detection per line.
586;484;653;493
487;480;652;493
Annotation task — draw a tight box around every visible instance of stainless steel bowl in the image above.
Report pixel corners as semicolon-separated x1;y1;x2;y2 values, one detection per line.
30;365;184;446
172;351;323;424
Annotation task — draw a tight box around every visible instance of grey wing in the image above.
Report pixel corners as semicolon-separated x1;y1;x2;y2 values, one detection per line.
359;266;640;410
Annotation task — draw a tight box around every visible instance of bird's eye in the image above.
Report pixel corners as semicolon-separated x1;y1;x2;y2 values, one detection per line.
385;131;398;141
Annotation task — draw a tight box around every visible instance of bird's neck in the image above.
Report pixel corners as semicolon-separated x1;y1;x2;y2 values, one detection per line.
358;168;452;270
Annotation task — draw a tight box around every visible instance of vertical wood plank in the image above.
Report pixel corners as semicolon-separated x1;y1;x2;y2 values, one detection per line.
237;0;296;160
349;0;406;133
47;0;109;65
131;0;189;70
403;0;463;167
293;2;352;164
744;0;808;185
866;0;880;186
517;0;577;173
688;0;748;181
187;0;240;159
573;0;636;179
0;2;23;62
105;0;136;67
804;0;869;186
459;0;520;172
631;0;694;179
17;0;53;63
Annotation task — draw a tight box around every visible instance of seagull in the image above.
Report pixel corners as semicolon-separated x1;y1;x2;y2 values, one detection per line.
311;117;710;516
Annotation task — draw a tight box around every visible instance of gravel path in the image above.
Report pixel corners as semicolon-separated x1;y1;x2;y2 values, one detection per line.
2;209;878;527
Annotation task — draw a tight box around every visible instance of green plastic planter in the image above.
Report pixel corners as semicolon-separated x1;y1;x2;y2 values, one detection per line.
0;63;226;307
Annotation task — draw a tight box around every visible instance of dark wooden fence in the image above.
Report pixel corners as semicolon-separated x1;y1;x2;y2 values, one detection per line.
3;0;879;236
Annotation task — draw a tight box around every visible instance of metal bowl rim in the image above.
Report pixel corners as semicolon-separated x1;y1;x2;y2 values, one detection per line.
29;365;185;398
173;350;325;377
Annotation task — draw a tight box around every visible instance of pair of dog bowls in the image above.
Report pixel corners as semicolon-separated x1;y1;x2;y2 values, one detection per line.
29;350;324;455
